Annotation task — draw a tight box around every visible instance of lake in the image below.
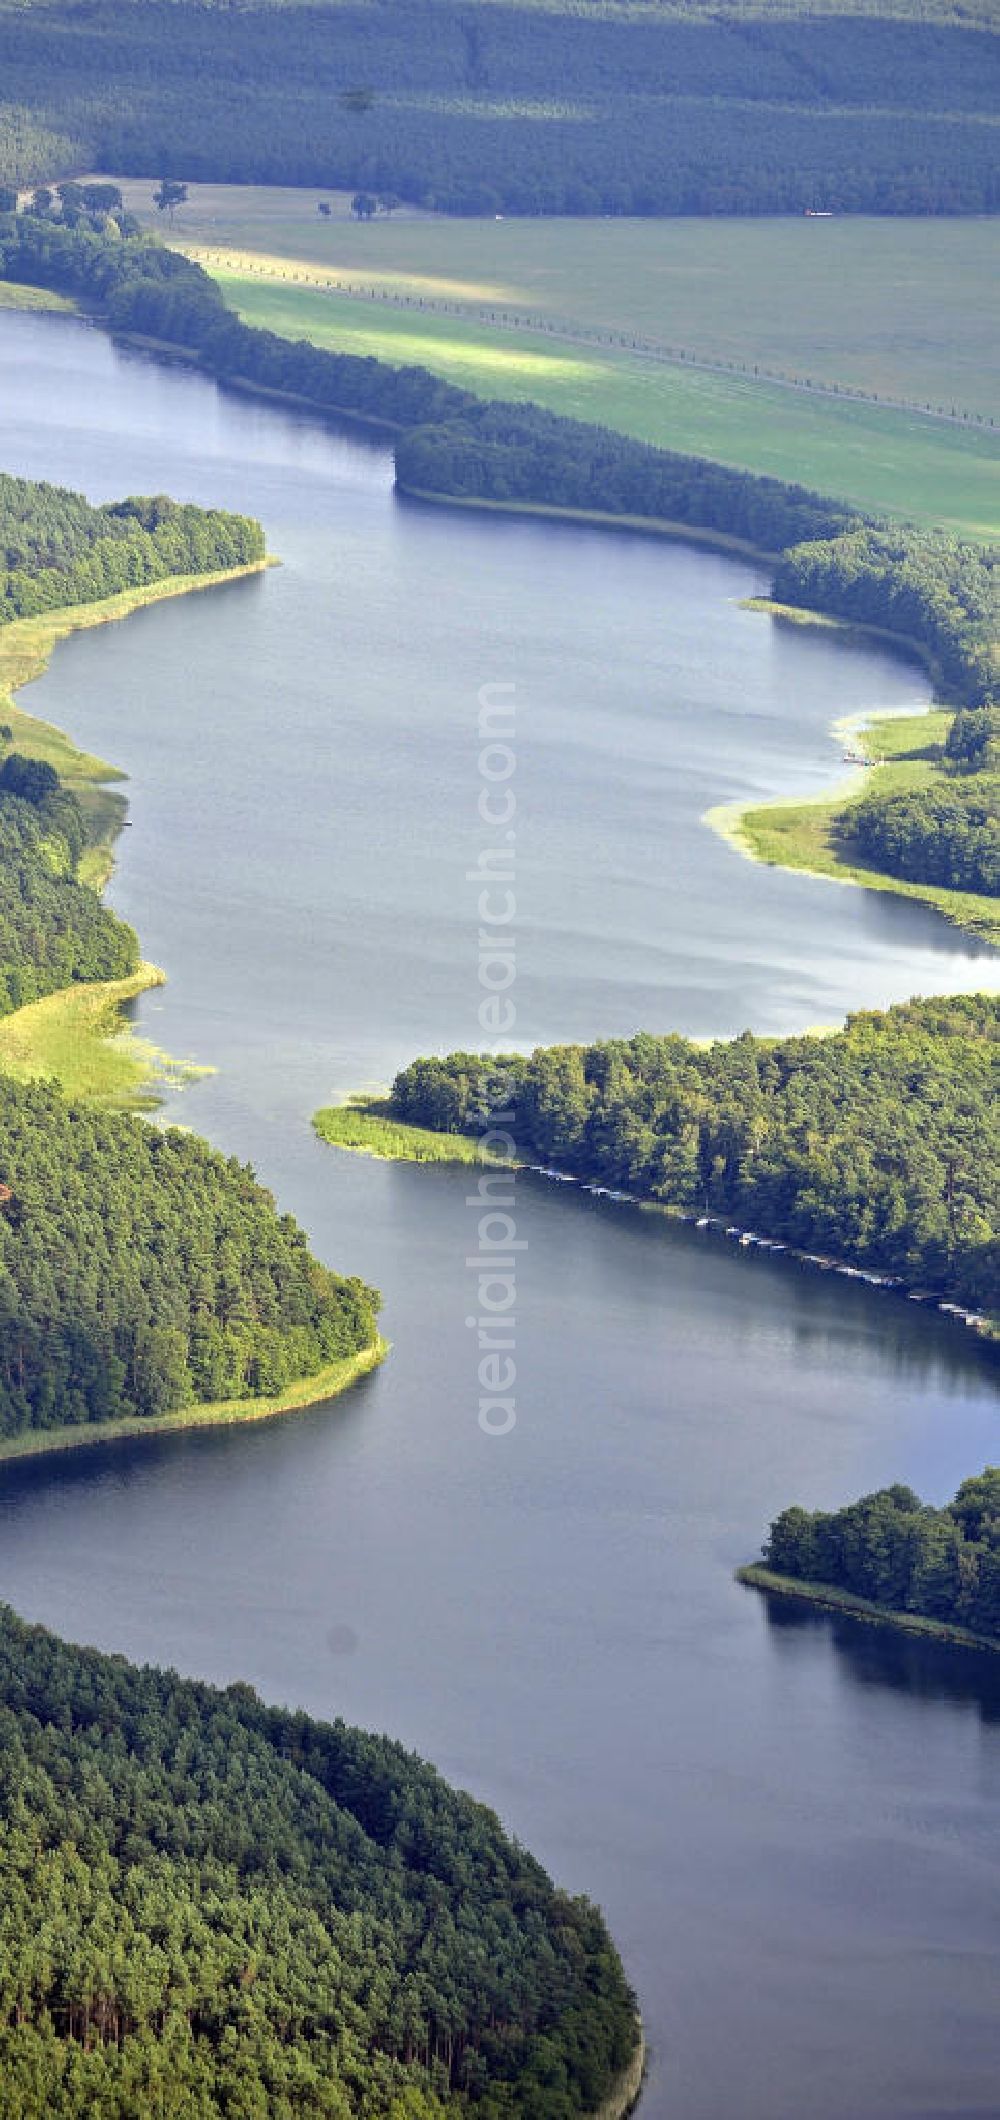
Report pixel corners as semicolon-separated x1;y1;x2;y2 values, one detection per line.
1;310;999;2119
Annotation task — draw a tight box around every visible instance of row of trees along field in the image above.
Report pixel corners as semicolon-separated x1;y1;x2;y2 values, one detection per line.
0;1077;382;1433
0;1601;639;2115
763;1470;1000;1640
0;0;996;213
389;995;1000;1315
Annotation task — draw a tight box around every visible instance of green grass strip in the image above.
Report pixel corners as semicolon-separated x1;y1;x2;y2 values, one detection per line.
738;1563;1000;1655
314;1097;515;1164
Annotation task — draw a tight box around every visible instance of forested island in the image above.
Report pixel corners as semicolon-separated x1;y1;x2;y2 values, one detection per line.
368;995;999;1323
742;1469;1000;1650
0;1602;640;2115
0;0;996;217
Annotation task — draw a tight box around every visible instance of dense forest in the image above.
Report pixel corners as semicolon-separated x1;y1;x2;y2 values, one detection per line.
849;778;999;897
0;1602;638;2115
388;994;1000;1315
0;1076;381;1434
760;1469;1000;1641
0;469;384;1438
0;0;997;214
395;402;856;554
772;529;1000;708
0;468;266;624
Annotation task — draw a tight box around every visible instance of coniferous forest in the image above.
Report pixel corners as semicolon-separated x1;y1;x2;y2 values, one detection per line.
0;1077;381;1434
0;0;997;216
0;1603;638;2116
0;89;995;2101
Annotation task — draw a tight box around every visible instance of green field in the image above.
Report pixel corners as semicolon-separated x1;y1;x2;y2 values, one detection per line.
104;183;999;537
225;275;1000;536
112;184;1000;416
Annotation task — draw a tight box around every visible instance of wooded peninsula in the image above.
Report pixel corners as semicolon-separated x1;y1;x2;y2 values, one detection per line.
380;996;999;1325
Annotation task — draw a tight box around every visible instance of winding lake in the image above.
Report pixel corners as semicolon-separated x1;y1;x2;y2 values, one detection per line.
2;311;1000;2118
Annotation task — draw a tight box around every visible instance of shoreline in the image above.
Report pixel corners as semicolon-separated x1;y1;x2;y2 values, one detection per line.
737;1563;1000;1656
107;324;406;433
395;481;778;563
313;1100;998;1347
313;1097;521;1165
0;563;274;1088
705;698;1000;951
0;1337;388;1468
596;2028;647;2120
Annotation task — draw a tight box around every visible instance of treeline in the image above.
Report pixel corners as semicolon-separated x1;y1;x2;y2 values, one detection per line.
0;467;265;625
0;1076;380;1435
850;779;999;897
0;1603;638;2116
773;529;1000;708
0;755;137;1016
396;401;857;554
763;1469;1000;1640
846;700;1000;900
389;994;1000;1313
0;0;997;214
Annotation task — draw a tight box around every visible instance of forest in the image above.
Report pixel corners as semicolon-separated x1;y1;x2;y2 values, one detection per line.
0;1076;381;1433
388;994;1000;1315
849;779;999;897
772;528;1000;708
0;0;997;214
0;468;266;624
0;466;385;1438
395;402;857;554
761;1469;1000;1641
0;754;138;1017
0;1601;638;2115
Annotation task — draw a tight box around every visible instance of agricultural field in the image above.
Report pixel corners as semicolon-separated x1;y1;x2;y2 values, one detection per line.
110;181;1000;537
